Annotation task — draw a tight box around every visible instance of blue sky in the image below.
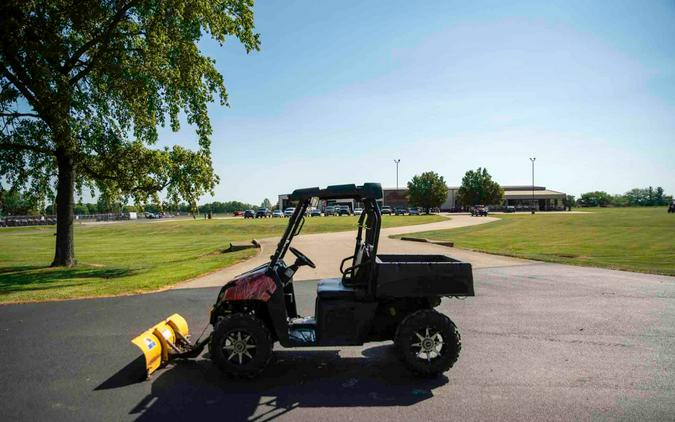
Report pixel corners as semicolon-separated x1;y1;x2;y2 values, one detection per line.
157;0;675;205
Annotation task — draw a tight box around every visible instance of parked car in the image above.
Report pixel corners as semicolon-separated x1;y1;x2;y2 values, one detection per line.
395;207;409;216
256;208;272;218
504;206;516;213
272;210;284;218
409;207;420;216
144;212;159;219
381;206;393;215
471;205;488;217
284;207;295;217
324;206;337;216
244;210;255;219
233;210;245;217
310;208;322;217
353;207;363;215
338;205;352;216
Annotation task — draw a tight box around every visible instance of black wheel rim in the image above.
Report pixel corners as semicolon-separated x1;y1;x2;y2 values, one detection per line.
410;327;444;362
222;330;257;365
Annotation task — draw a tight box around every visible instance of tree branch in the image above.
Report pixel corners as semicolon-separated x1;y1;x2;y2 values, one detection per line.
0;64;39;109
78;161;117;181
64;0;140;79
0;112;40;118
0;141;53;154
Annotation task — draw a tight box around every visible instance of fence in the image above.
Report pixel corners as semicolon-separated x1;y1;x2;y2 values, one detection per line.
1;212;149;227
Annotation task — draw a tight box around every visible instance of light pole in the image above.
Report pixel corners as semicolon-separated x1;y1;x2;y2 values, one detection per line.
529;157;536;214
394;159;401;190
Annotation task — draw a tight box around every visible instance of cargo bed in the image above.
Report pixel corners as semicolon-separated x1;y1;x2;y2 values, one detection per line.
375;254;474;298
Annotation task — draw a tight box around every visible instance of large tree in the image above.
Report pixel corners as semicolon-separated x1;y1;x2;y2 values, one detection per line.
0;1;259;266
407;171;448;213
456;167;504;207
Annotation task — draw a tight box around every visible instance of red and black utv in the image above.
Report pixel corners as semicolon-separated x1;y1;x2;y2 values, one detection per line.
133;183;474;378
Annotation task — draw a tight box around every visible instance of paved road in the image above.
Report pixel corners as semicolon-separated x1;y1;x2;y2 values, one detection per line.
179;214;531;289
1;263;673;421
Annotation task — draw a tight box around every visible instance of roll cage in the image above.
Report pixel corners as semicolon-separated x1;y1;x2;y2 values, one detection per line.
270;183;383;293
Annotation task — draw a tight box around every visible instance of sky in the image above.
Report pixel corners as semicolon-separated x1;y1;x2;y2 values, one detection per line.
156;0;675;205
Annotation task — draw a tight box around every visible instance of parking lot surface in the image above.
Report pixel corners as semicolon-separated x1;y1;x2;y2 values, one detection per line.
0;263;673;421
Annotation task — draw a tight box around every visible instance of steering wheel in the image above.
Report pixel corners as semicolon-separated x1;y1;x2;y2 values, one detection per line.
289;247;316;268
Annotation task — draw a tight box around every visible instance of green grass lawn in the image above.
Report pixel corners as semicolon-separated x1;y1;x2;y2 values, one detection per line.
396;208;675;276
0;214;444;303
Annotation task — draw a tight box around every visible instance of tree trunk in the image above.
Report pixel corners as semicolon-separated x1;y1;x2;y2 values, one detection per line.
51;150;76;267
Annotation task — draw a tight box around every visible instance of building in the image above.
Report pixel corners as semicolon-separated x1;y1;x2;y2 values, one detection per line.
279;184;567;212
384;185;566;211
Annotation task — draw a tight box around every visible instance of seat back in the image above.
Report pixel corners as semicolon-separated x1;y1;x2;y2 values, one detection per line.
344;243;372;286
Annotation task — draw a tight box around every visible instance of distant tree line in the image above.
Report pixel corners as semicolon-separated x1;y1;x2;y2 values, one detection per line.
0;189;261;217
197;201;259;214
577;187;672;207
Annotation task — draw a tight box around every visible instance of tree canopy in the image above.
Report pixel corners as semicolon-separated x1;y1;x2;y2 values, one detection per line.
578;191;612;207
0;0;259;266
407;171;448;213
578;187;672;207
456;167;504;207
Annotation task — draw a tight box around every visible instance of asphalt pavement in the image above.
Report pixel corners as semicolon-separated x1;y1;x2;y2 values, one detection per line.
0;263;673;421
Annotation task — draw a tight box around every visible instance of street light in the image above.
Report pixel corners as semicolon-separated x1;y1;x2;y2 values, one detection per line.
394;159;401;190
529;157;536;214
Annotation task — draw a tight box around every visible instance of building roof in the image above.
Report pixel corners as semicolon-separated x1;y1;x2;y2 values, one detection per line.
503;189;566;199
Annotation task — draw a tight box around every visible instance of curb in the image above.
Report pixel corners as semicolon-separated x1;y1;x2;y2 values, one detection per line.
399;236;454;247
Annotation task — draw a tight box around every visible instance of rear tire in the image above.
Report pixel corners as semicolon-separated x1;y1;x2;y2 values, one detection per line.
209;313;273;378
394;309;461;377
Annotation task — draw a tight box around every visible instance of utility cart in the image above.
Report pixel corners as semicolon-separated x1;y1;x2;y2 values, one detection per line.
132;183;474;378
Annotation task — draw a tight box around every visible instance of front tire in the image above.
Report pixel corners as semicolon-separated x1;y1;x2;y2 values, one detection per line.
209;313;274;378
394;309;461;376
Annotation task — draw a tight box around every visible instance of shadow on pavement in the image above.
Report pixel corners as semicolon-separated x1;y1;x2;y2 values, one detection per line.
97;344;447;421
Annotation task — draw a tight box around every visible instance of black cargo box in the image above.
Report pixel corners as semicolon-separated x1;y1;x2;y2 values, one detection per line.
375;254;474;298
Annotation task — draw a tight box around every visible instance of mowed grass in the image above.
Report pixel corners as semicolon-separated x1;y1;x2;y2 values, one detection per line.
0;214;444;303
398;208;675;276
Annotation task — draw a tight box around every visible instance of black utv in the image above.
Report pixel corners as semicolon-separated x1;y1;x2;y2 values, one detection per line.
133;183;476;378
200;183;476;378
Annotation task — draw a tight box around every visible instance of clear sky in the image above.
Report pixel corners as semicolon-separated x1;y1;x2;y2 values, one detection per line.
157;0;675;205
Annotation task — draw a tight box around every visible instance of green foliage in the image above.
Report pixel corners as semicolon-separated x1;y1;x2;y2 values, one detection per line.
578;191;612;207
562;194;576;210
456;167;504;206
74;203;89;215
620;186;671;206
0;0;260;264
260;198;272;209
198;200;256;214
407;171;448;213
610;194;629;207
579;187;671;207
0;189;39;215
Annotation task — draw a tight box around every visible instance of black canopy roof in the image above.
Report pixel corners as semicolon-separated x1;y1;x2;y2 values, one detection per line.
289;183;383;201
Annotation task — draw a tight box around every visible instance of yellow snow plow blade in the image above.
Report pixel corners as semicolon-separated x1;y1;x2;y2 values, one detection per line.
131;313;191;376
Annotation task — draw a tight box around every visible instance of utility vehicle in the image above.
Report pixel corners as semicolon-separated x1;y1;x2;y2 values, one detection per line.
132;183;474;378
